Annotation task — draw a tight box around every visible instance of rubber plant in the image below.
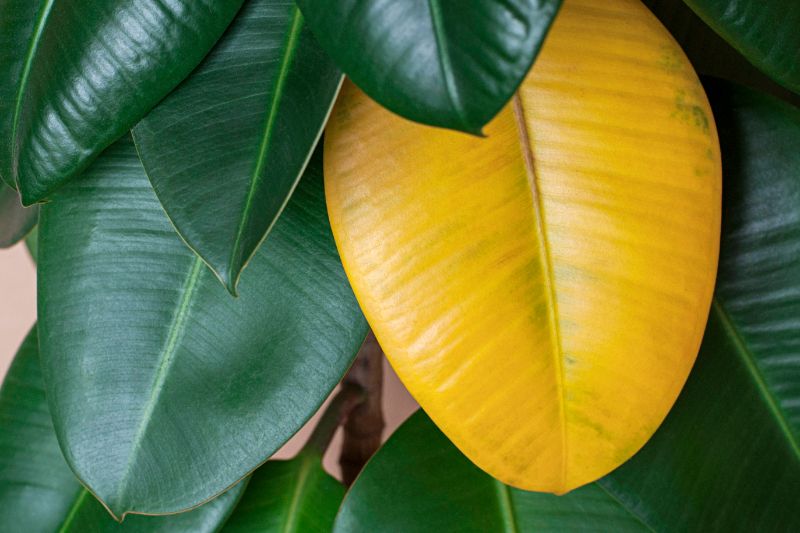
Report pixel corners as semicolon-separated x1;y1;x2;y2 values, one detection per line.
0;0;796;531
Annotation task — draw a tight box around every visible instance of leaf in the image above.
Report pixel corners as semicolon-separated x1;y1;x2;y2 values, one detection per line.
25;225;38;262
642;0;800;107
0;0;245;203
296;0;561;134
682;0;800;95
37;137;367;517
0;326;247;532
324;0;721;493
222;453;344;533
335;412;653;532
132;0;341;294
0;183;37;247
0;327;79;532
334;80;800;533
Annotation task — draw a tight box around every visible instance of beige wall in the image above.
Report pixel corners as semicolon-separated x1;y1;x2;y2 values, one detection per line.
0;243;36;377
0;241;417;477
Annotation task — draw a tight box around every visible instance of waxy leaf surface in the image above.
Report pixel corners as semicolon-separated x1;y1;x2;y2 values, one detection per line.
133;0;341;292
222;453;343;533
0;0;243;202
296;0;561;133
683;0;800;94
325;0;721;492
336;412;651;532
641;0;799;107
335;79;800;533
37;138;367;517
0;327;247;532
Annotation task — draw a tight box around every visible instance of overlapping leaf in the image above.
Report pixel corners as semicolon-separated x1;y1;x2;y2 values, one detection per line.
222;453;343;533
0;327;247;532
683;0;800;94
324;0;721;492
334;79;800;533
133;0;341;292
0;184;37;247
25;226;38;262
296;0;561;133
642;0;798;107
336;412;654;532
37;137;367;517
0;0;244;203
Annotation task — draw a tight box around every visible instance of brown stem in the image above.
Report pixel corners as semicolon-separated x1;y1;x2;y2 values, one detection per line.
302;382;364;457
339;330;385;486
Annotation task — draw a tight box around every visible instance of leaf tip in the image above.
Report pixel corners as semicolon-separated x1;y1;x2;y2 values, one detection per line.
218;267;241;298
225;280;240;298
18;182;47;208
445;120;486;138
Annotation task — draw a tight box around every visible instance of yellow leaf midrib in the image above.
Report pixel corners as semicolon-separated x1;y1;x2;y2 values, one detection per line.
511;93;568;489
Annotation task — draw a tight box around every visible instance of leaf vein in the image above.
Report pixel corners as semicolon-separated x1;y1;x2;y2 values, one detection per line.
57;488;89;533
227;7;305;290
595;481;658;533
425;0;471;131
713;298;800;460
512;94;568;489
114;256;204;508
493;480;520;533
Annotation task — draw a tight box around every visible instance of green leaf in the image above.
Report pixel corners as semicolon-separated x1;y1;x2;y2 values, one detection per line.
0;0;245;203
0;326;247;532
222;453;344;533
642;0;800;107
133;0;341;293
335;412;654;532
37;136;368;518
335;81;800;532
682;0;800;94
0;327;79;532
296;0;561;134
0;183;37;247
25;225;38;262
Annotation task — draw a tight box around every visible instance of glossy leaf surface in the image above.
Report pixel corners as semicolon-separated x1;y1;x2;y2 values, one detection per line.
0;0;244;202
325;0;721;493
335;412;651;532
222;453;344;532
642;0;800;107
37;138;367;517
683;0;800;94
0;327;246;532
296;0;561;133
0;183;37;247
133;0;341;293
335;80;800;532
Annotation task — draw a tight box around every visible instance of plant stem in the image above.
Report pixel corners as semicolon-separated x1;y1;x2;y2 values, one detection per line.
339;330;385;486
302;382;364;457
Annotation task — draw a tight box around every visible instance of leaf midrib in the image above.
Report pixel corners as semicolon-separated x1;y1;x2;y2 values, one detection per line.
57;488;89;533
227;7;304;288
512;93;568;489
9;0;56;187
280;456;316;533
595;481;658;533
425;0;471;131
492;480;519;533
712;298;800;460
113;256;205;509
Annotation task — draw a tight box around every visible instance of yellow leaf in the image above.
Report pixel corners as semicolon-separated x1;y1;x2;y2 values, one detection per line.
324;0;720;493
